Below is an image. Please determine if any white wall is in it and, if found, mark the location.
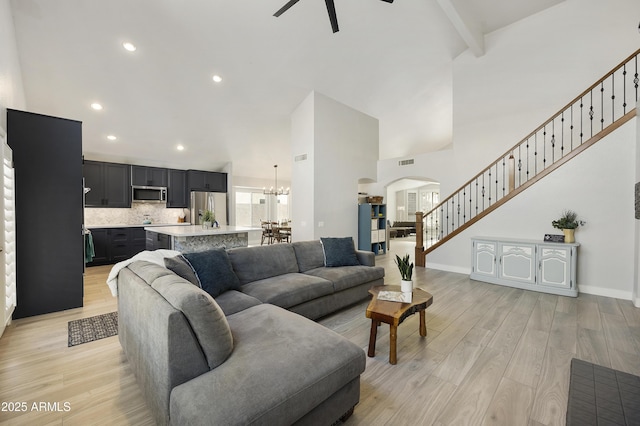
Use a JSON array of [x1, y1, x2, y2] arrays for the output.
[[292, 91, 378, 242], [429, 119, 636, 299], [0, 0, 26, 129], [371, 0, 640, 300]]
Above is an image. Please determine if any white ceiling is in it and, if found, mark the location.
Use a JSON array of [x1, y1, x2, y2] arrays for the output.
[[9, 0, 564, 180]]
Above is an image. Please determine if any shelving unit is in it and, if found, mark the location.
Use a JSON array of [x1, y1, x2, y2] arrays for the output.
[[358, 203, 387, 255]]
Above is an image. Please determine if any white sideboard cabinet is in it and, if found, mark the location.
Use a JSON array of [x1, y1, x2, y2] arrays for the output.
[[470, 237, 578, 297]]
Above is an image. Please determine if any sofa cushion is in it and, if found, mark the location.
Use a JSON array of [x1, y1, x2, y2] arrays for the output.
[[320, 237, 360, 267], [305, 265, 385, 292], [214, 290, 262, 316], [183, 248, 241, 297], [292, 240, 326, 272], [169, 304, 366, 426], [227, 244, 299, 285], [164, 255, 201, 288], [240, 273, 334, 309], [151, 274, 233, 370]]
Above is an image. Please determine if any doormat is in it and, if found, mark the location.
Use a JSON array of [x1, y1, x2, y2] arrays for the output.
[[68, 311, 118, 347], [567, 358, 640, 425]]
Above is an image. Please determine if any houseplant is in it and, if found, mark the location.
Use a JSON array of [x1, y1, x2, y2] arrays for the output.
[[551, 210, 585, 243], [202, 210, 214, 229], [395, 254, 414, 292]]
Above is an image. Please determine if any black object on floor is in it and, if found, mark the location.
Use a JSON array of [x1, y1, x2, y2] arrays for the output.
[[68, 312, 118, 347], [567, 358, 640, 425]]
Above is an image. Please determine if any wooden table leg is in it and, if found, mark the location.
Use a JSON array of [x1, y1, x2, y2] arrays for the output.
[[419, 310, 427, 337], [367, 319, 378, 357], [389, 325, 398, 365]]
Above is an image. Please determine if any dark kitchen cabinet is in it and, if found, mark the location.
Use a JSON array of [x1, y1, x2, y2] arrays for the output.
[[187, 170, 227, 192], [88, 229, 109, 264], [146, 230, 172, 250], [84, 160, 131, 207], [131, 165, 168, 187], [167, 169, 188, 208], [86, 227, 148, 266], [7, 109, 84, 318]]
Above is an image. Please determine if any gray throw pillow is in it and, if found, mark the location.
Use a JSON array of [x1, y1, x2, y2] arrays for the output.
[[164, 255, 202, 288], [320, 237, 360, 267], [183, 248, 241, 297]]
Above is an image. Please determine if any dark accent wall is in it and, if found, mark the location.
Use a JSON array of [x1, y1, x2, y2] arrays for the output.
[[7, 109, 83, 318]]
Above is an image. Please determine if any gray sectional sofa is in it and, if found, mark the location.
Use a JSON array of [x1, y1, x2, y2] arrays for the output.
[[117, 239, 385, 425]]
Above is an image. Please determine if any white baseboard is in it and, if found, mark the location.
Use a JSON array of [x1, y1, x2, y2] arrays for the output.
[[425, 262, 470, 275], [577, 285, 633, 301]]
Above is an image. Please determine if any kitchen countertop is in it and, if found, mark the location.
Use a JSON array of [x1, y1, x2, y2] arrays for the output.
[[144, 225, 261, 237], [86, 223, 192, 229]]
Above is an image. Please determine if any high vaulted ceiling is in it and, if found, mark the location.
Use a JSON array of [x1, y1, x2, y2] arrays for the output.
[[9, 0, 564, 180]]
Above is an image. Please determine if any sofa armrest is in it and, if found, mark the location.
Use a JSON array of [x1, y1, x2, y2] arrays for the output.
[[356, 250, 375, 266]]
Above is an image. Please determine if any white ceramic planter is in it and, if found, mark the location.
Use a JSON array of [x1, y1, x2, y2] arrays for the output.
[[401, 280, 413, 293]]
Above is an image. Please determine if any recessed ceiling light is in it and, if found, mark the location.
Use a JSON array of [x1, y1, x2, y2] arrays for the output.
[[107, 135, 117, 141], [176, 144, 185, 151], [212, 75, 223, 83], [123, 42, 137, 52], [90, 103, 103, 110]]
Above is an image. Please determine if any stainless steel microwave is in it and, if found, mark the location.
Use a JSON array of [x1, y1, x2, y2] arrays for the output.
[[132, 186, 167, 203]]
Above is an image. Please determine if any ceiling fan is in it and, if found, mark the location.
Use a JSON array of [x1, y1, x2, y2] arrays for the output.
[[274, 0, 394, 33]]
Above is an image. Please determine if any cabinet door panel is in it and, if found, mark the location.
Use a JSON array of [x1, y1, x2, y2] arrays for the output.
[[473, 241, 497, 278], [500, 244, 535, 283], [539, 246, 572, 288], [104, 163, 131, 207], [83, 161, 104, 206], [167, 169, 188, 208]]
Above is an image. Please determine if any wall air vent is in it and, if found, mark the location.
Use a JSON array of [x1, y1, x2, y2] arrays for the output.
[[398, 159, 414, 166], [295, 154, 307, 162]]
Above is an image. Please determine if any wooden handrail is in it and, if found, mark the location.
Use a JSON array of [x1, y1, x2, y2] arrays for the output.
[[416, 48, 640, 267]]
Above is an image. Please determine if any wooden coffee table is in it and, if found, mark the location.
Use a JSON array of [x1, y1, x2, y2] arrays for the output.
[[366, 285, 433, 365]]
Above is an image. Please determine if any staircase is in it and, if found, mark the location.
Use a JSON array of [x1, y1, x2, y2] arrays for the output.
[[415, 48, 640, 267]]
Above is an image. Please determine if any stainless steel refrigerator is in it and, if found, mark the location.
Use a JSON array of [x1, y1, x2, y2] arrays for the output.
[[190, 191, 227, 225]]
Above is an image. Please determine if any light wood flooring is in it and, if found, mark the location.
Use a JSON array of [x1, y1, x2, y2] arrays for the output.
[[1, 239, 639, 425]]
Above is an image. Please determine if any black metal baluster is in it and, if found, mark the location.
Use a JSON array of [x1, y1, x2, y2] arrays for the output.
[[518, 145, 522, 186], [600, 82, 605, 130], [456, 194, 460, 229], [589, 91, 594, 138], [488, 167, 492, 205], [525, 139, 530, 182], [534, 133, 538, 175], [450, 198, 454, 232], [544, 124, 548, 166], [560, 112, 564, 157], [463, 185, 467, 224], [580, 97, 584, 144], [475, 178, 478, 217], [635, 56, 639, 102], [611, 72, 615, 124], [481, 173, 485, 211], [570, 104, 574, 151], [623, 64, 627, 114], [502, 156, 506, 196]]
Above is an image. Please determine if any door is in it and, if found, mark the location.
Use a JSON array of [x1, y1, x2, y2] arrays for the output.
[[499, 243, 536, 284], [538, 245, 573, 289], [471, 240, 497, 279]]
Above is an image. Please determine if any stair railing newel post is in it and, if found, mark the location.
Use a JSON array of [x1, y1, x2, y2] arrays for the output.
[[415, 211, 425, 268]]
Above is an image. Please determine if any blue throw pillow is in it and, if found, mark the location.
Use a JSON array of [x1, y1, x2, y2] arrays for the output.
[[183, 248, 241, 297], [320, 237, 360, 267]]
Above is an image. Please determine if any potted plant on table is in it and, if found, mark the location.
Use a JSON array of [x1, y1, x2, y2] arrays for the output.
[[395, 254, 414, 293], [551, 210, 585, 243], [202, 209, 214, 229]]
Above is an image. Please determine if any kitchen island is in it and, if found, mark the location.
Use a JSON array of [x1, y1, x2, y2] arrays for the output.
[[144, 225, 261, 253]]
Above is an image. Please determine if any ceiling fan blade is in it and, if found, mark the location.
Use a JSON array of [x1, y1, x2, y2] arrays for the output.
[[380, 0, 394, 2], [325, 0, 339, 33], [274, 0, 301, 17]]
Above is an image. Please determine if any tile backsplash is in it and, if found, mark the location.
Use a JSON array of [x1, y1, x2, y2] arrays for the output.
[[85, 203, 190, 226]]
